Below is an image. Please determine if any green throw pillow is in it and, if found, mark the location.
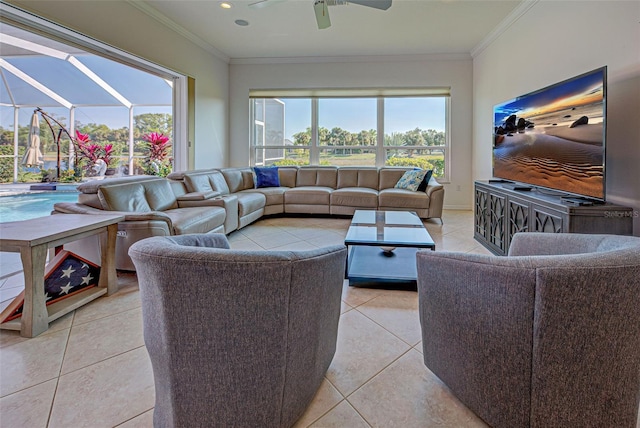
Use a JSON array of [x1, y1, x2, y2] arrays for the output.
[[394, 169, 428, 191]]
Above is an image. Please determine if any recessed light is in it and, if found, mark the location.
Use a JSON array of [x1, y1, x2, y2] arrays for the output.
[[219, 2, 232, 9], [235, 19, 249, 26]]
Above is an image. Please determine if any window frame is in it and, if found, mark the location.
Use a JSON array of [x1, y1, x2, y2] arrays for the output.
[[249, 91, 451, 182]]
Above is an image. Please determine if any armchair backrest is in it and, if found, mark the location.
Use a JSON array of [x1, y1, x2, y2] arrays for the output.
[[129, 234, 347, 428], [416, 232, 640, 428]]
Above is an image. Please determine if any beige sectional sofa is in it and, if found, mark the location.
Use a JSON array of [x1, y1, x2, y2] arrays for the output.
[[54, 166, 444, 270], [169, 166, 444, 230]]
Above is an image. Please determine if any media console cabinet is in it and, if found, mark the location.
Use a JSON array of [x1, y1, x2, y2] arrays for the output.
[[474, 181, 633, 256]]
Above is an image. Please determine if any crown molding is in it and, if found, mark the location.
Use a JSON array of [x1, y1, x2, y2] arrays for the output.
[[471, 0, 539, 58], [126, 0, 230, 63], [230, 52, 471, 66]]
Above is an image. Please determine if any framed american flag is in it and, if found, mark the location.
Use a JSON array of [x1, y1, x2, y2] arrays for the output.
[[0, 250, 101, 323]]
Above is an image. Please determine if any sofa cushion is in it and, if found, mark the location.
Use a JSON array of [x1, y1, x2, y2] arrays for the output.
[[394, 169, 428, 191], [99, 182, 152, 212], [330, 187, 378, 208], [209, 171, 231, 195], [337, 168, 379, 190], [285, 187, 333, 206], [278, 167, 298, 188], [163, 206, 226, 235], [143, 179, 178, 211], [254, 166, 280, 188], [236, 192, 267, 217], [296, 167, 337, 188], [379, 168, 412, 190], [184, 173, 215, 193], [222, 168, 255, 193], [244, 187, 286, 206], [379, 188, 430, 209]]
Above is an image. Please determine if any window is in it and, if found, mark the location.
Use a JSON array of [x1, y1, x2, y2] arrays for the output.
[[250, 89, 450, 180]]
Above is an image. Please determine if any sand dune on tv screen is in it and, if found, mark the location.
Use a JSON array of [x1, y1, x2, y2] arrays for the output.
[[494, 132, 604, 199]]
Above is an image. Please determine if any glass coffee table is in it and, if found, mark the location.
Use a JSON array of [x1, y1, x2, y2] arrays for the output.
[[344, 210, 436, 286]]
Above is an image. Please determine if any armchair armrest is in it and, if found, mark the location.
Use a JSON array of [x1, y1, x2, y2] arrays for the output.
[[508, 232, 607, 256]]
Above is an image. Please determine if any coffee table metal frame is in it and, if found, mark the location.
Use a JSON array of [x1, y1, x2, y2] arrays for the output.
[[344, 210, 435, 284]]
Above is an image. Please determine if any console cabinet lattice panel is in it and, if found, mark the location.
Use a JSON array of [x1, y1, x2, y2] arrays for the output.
[[473, 181, 633, 256], [474, 188, 488, 240], [508, 198, 530, 247], [534, 208, 563, 234], [488, 193, 506, 253]]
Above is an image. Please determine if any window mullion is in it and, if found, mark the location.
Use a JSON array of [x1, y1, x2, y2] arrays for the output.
[[376, 97, 384, 168], [310, 98, 319, 164]]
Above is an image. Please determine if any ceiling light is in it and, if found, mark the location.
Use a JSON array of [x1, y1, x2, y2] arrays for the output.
[[219, 2, 232, 9], [235, 19, 249, 26]]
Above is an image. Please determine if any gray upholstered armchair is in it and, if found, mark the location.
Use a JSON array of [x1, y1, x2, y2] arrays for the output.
[[129, 234, 347, 428], [416, 232, 640, 428]]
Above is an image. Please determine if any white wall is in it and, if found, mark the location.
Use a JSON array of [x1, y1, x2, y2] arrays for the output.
[[473, 1, 640, 234], [7, 0, 230, 169], [230, 57, 473, 209]]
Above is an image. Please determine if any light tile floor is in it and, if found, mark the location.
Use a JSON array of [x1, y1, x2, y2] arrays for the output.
[[0, 210, 622, 427]]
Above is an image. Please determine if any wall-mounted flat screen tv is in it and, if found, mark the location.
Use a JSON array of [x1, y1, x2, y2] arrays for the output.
[[492, 66, 606, 200]]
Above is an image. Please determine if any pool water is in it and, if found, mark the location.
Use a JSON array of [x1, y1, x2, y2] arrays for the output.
[[0, 192, 80, 223]]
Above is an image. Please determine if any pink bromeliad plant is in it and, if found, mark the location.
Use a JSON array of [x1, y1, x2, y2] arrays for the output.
[[75, 130, 114, 170], [141, 132, 172, 176]]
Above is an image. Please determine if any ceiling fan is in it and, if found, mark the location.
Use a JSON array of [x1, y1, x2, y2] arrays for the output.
[[248, 0, 392, 30]]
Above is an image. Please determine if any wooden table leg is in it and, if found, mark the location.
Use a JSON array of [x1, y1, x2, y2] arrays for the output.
[[20, 244, 49, 338], [98, 223, 119, 295]]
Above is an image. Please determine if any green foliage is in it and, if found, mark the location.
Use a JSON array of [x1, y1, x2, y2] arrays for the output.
[[0, 145, 18, 183], [272, 159, 308, 166], [386, 156, 434, 170]]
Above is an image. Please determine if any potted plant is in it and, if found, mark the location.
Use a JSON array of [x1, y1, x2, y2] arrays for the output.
[[140, 132, 172, 177]]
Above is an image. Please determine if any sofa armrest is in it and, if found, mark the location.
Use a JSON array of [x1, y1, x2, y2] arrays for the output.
[[424, 178, 444, 197], [54, 202, 173, 227], [177, 191, 221, 202]]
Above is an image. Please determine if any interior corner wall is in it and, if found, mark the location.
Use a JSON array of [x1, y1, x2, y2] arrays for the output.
[[472, 0, 640, 235], [230, 58, 473, 210], [5, 0, 230, 169]]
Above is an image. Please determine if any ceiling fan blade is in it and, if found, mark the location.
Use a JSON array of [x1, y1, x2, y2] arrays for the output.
[[314, 0, 331, 29], [348, 0, 392, 10]]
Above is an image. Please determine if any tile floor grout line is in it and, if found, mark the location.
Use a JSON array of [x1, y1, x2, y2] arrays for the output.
[[56, 343, 147, 378], [353, 303, 421, 348], [46, 316, 74, 428], [113, 406, 154, 427]]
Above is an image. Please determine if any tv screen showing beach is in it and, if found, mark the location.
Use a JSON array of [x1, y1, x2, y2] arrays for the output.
[[492, 67, 606, 200]]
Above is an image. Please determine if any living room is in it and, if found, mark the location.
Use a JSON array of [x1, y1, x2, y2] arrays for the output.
[[1, 0, 639, 426]]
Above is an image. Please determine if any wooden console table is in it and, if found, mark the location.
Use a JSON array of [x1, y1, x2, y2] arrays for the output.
[[0, 214, 124, 337]]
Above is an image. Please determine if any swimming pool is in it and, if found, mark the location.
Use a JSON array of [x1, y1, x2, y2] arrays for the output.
[[0, 191, 80, 223]]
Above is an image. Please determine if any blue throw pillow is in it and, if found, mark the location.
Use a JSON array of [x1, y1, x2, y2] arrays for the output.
[[253, 166, 280, 188]]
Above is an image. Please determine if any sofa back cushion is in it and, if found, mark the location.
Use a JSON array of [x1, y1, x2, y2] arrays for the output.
[[99, 182, 152, 212], [143, 179, 179, 211], [296, 167, 338, 188], [379, 167, 412, 190], [185, 171, 231, 195], [278, 166, 298, 188], [337, 168, 379, 190], [222, 168, 255, 193]]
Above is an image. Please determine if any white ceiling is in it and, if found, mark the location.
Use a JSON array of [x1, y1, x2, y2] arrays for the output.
[[140, 0, 524, 61]]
